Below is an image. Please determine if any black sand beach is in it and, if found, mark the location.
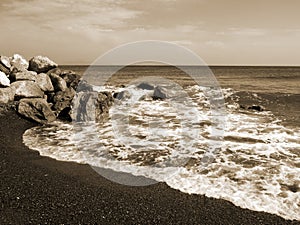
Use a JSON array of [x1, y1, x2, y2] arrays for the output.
[[0, 108, 299, 224]]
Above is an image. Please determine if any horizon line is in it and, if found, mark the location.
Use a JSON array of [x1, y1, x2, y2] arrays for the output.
[[60, 64, 300, 67]]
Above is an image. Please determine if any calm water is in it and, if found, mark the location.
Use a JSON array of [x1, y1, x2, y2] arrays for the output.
[[23, 66, 300, 220]]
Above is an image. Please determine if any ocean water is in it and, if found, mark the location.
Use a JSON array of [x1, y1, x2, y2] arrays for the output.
[[23, 66, 300, 220]]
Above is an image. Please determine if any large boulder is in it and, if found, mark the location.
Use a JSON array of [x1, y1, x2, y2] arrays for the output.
[[35, 73, 54, 92], [11, 81, 44, 99], [71, 92, 97, 122], [60, 70, 81, 89], [10, 71, 37, 82], [0, 71, 10, 87], [29, 56, 57, 73], [48, 73, 67, 92], [0, 87, 15, 104], [10, 54, 29, 72], [71, 91, 113, 122], [18, 98, 56, 123], [52, 87, 75, 115]]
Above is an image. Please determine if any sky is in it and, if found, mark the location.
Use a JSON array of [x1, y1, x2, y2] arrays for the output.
[[1, 0, 300, 65]]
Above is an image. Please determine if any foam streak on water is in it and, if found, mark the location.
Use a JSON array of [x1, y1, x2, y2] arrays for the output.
[[23, 85, 300, 221]]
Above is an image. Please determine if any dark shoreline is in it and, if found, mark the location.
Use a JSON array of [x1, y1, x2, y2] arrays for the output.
[[0, 109, 299, 224]]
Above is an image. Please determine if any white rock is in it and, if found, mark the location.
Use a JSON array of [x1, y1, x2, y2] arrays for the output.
[[35, 73, 54, 92], [10, 80, 44, 98], [0, 56, 11, 69], [10, 54, 29, 71], [0, 71, 10, 86], [29, 56, 58, 73], [11, 71, 37, 81]]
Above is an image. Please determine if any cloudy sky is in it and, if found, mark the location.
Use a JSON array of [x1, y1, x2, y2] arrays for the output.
[[1, 0, 300, 65]]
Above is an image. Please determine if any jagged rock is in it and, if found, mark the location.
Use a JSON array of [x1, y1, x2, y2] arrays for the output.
[[0, 71, 10, 87], [35, 73, 54, 92], [113, 90, 131, 100], [10, 71, 37, 82], [52, 87, 76, 115], [76, 80, 93, 92], [153, 86, 169, 100], [0, 87, 15, 104], [71, 91, 113, 122], [137, 82, 154, 90], [11, 81, 44, 99], [18, 98, 56, 123], [29, 56, 57, 73], [60, 70, 81, 89], [10, 54, 29, 72], [48, 73, 67, 92]]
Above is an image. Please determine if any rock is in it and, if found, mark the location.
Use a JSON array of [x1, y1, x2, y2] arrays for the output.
[[10, 54, 29, 72], [10, 71, 37, 82], [71, 91, 113, 122], [113, 90, 131, 100], [11, 81, 44, 99], [0, 56, 10, 75], [0, 56, 11, 69], [0, 87, 15, 104], [137, 82, 154, 90], [48, 73, 67, 92], [35, 73, 54, 92], [139, 94, 153, 101], [52, 87, 76, 115], [247, 105, 264, 112], [0, 63, 10, 75], [18, 98, 56, 123], [94, 91, 114, 122], [71, 92, 97, 122], [29, 56, 58, 73], [76, 80, 93, 92], [0, 71, 10, 87], [47, 68, 61, 76], [153, 86, 169, 100], [60, 70, 81, 89]]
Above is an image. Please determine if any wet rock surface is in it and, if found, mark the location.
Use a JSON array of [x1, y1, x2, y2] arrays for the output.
[[71, 91, 113, 122]]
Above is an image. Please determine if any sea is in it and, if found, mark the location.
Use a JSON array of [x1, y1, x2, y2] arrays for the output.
[[23, 66, 300, 221]]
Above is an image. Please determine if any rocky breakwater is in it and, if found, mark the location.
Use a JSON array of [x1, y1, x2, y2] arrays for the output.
[[0, 54, 113, 124]]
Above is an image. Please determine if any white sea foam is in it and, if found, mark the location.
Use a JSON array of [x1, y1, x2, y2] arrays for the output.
[[23, 85, 300, 221]]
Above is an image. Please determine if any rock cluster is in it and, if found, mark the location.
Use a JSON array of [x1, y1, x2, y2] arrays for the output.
[[0, 54, 113, 123]]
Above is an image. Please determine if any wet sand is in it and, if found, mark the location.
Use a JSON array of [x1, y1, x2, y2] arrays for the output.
[[0, 107, 299, 224]]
